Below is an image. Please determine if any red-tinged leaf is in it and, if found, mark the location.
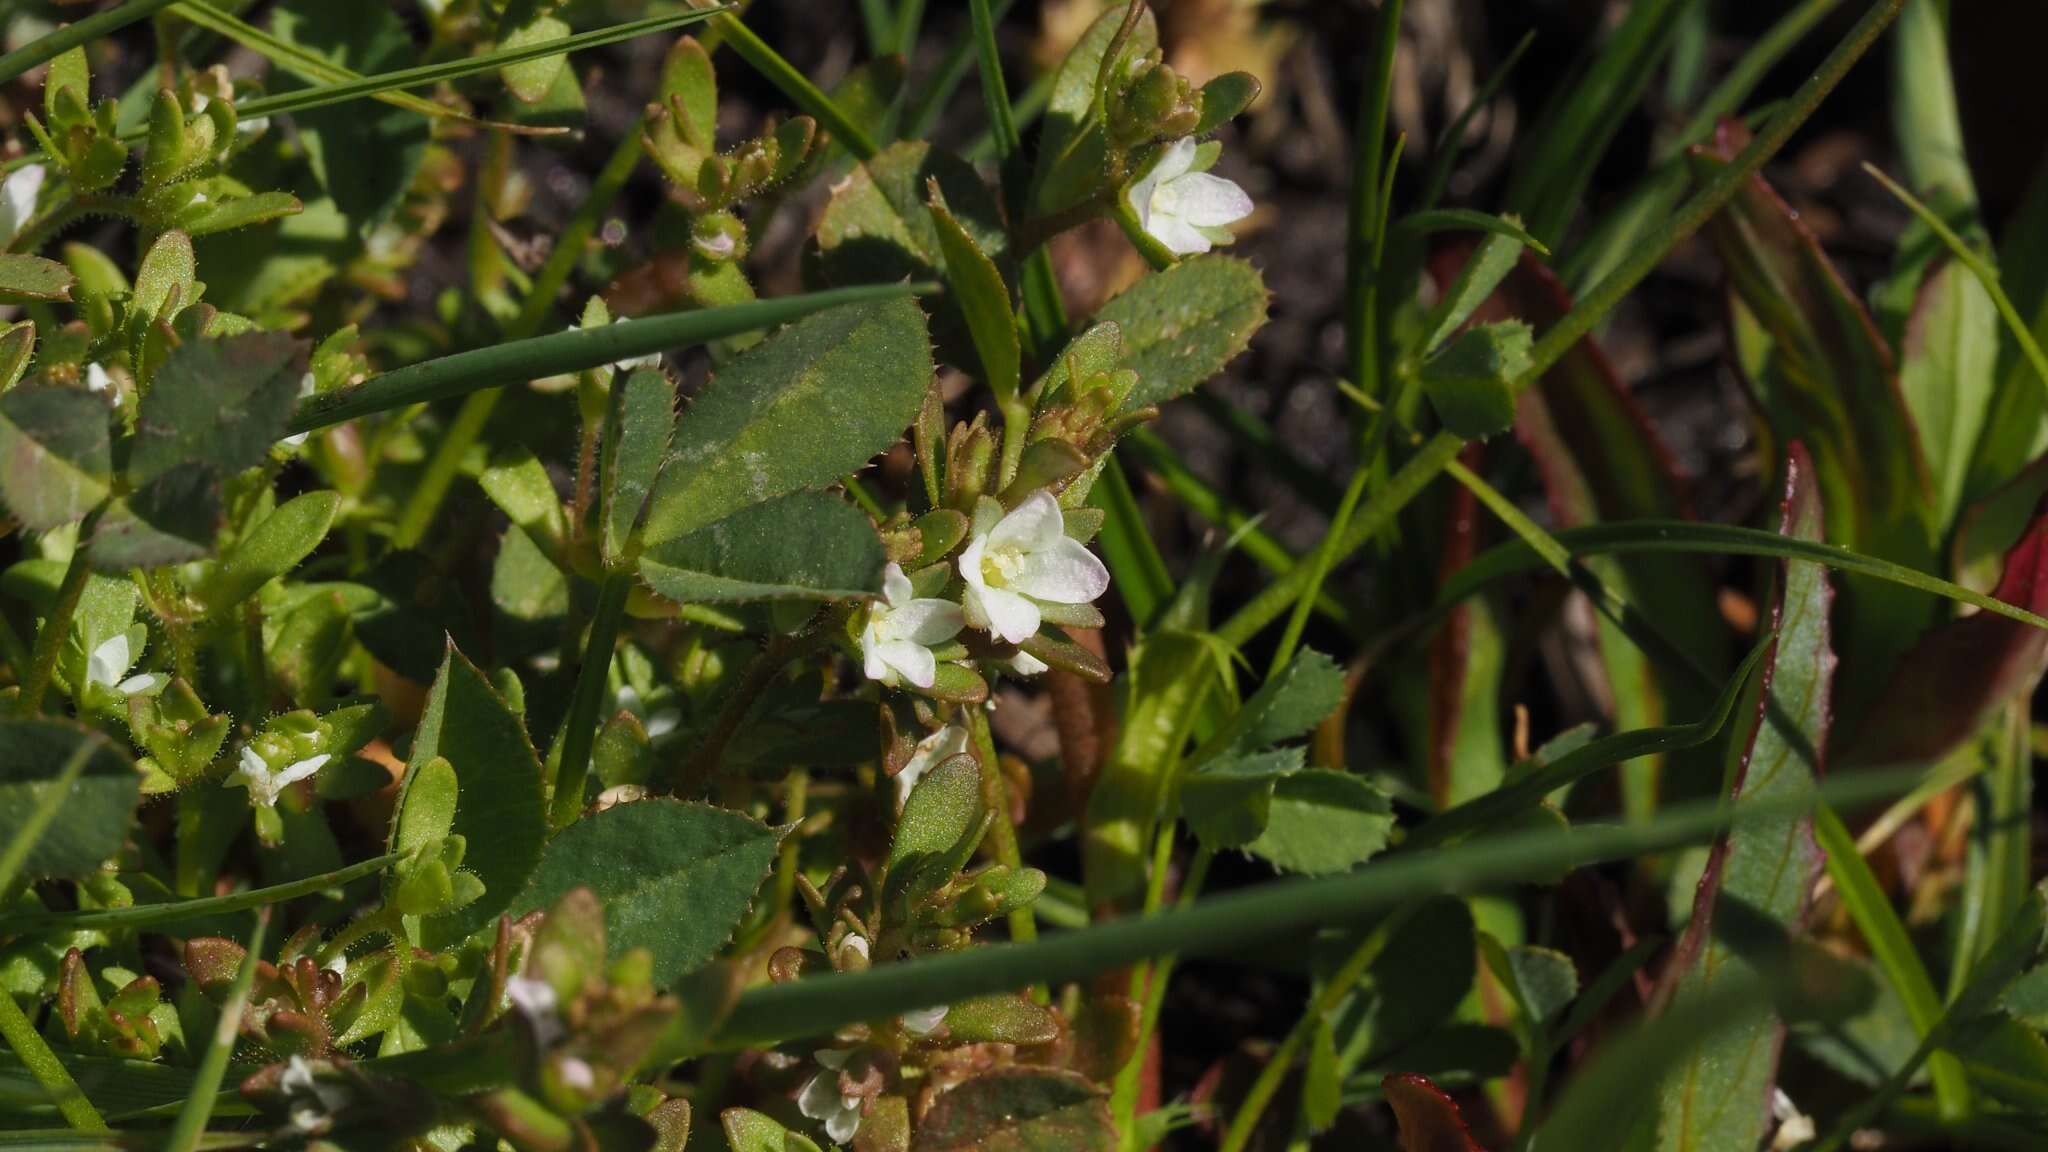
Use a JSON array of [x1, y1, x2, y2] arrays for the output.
[[1432, 245, 1727, 817], [1953, 451, 2048, 596], [1383, 1073, 1488, 1152], [1845, 501, 2048, 766], [1425, 444, 1506, 807], [916, 1068, 1115, 1152], [1655, 443, 1833, 1152]]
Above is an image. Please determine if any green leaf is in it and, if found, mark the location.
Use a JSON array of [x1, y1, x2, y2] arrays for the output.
[[293, 283, 926, 434], [929, 186, 1019, 402], [0, 386, 110, 529], [512, 799, 780, 984], [888, 753, 986, 877], [0, 852, 397, 935], [497, 0, 570, 103], [1031, 4, 1157, 216], [271, 1, 430, 229], [1493, 942, 1579, 1027], [203, 490, 339, 610], [1343, 898, 1477, 1063], [1227, 648, 1345, 755], [601, 366, 676, 564], [0, 254, 74, 304], [1192, 72, 1261, 137], [813, 141, 1006, 368], [639, 297, 933, 545], [129, 230, 195, 337], [637, 491, 884, 604], [945, 993, 1062, 1045], [916, 1068, 1115, 1152], [1896, 258, 1999, 531], [722, 1108, 823, 1152], [89, 462, 222, 570], [1245, 769, 1393, 876], [1395, 208, 1551, 257], [1419, 231, 1524, 354], [0, 720, 137, 880], [1181, 747, 1300, 850], [175, 190, 305, 238], [1657, 446, 1832, 1152], [129, 330, 305, 486], [393, 644, 546, 949], [0, 319, 34, 389], [1093, 255, 1267, 410], [1421, 320, 1532, 439], [1304, 1014, 1341, 1132]]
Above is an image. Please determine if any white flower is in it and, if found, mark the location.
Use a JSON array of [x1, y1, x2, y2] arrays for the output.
[[895, 725, 968, 809], [1125, 137, 1252, 257], [798, 1049, 863, 1145], [281, 373, 316, 448], [958, 492, 1109, 645], [506, 975, 564, 1048], [83, 363, 114, 398], [1770, 1089, 1816, 1151], [861, 563, 964, 689], [232, 745, 330, 808], [611, 318, 663, 372], [280, 1055, 350, 1132], [0, 164, 45, 246], [900, 1005, 948, 1037], [85, 634, 163, 697], [1007, 650, 1050, 677]]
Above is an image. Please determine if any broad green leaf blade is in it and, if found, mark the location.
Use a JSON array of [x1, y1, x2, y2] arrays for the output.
[[929, 187, 1019, 402], [129, 331, 306, 486], [1244, 769, 1393, 876], [1897, 258, 1997, 532], [88, 463, 223, 571], [916, 1068, 1115, 1152], [601, 367, 676, 565], [1343, 898, 1477, 1064], [0, 387, 111, 529], [1094, 255, 1268, 410], [497, 0, 570, 103], [1180, 747, 1301, 849], [0, 254, 75, 304], [639, 296, 933, 545], [270, 0, 427, 229], [512, 799, 780, 984], [290, 282, 927, 434], [636, 491, 883, 604], [0, 720, 137, 880], [203, 490, 339, 610], [1420, 321, 1531, 439], [1657, 445, 1832, 1152], [392, 644, 546, 949]]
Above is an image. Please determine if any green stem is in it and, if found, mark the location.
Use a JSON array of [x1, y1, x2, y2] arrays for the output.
[[712, 12, 877, 161], [0, 984, 105, 1131], [967, 709, 1038, 956], [0, 0, 178, 83], [1218, 908, 1408, 1152], [164, 909, 269, 1152], [548, 569, 633, 829], [1345, 0, 1404, 401], [17, 505, 105, 716], [1111, 841, 1212, 1144]]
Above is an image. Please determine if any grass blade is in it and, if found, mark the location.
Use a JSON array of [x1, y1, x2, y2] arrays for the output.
[[710, 12, 877, 161], [0, 852, 397, 935], [289, 282, 931, 434], [163, 909, 269, 1152], [705, 768, 1918, 1049], [0, 0, 178, 86]]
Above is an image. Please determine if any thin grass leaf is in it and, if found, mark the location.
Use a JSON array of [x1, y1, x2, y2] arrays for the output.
[[288, 282, 930, 433], [0, 851, 398, 934], [162, 909, 268, 1152], [0, 0, 178, 87], [1393, 208, 1551, 255], [704, 768, 1919, 1050], [710, 12, 877, 161]]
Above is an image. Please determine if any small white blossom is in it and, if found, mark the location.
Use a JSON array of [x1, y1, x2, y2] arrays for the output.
[[798, 1049, 863, 1145], [506, 975, 564, 1048], [86, 634, 162, 697], [1770, 1089, 1816, 1151], [556, 1055, 596, 1092], [900, 1005, 948, 1037], [1125, 137, 1252, 256], [83, 363, 115, 398], [861, 563, 964, 689], [238, 115, 271, 136], [281, 373, 316, 448], [280, 1055, 350, 1132], [0, 164, 45, 246], [895, 725, 968, 809], [959, 492, 1109, 645], [232, 745, 330, 808], [1007, 649, 1050, 677]]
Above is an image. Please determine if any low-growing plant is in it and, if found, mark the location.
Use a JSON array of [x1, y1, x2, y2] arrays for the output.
[[0, 1, 2045, 1150]]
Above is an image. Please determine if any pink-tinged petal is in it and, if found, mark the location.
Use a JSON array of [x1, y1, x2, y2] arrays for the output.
[[990, 491, 1065, 552], [1009, 537, 1109, 604], [882, 562, 913, 607], [879, 639, 937, 688], [980, 585, 1041, 644], [891, 598, 965, 645], [1174, 172, 1253, 227]]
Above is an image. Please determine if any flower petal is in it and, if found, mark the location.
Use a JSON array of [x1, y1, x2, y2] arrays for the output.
[[878, 638, 937, 689], [1008, 650, 1050, 676], [0, 164, 44, 243], [881, 562, 913, 608], [87, 633, 130, 690], [1149, 136, 1198, 185], [1173, 172, 1254, 227], [275, 753, 331, 790], [978, 585, 1041, 645], [826, 1104, 862, 1144], [1008, 537, 1109, 604], [798, 1070, 841, 1121], [989, 491, 1065, 552], [861, 621, 893, 683], [890, 598, 965, 646], [1147, 212, 1214, 256], [958, 535, 991, 597]]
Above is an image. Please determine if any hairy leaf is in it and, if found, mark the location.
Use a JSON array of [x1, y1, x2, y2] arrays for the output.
[[1094, 255, 1267, 410], [638, 491, 883, 605], [129, 330, 305, 486], [513, 799, 781, 984], [1031, 4, 1157, 216], [0, 720, 137, 879], [0, 253, 75, 304], [0, 386, 110, 529], [1245, 769, 1393, 876], [916, 1068, 1115, 1152]]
